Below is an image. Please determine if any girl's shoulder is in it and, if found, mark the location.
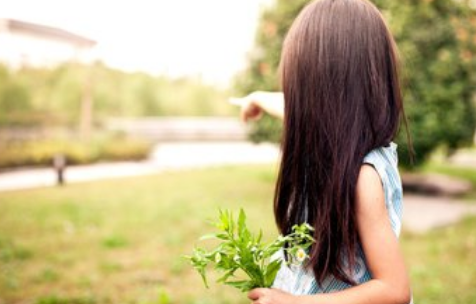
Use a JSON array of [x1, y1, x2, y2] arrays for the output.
[[362, 142, 400, 189], [363, 142, 399, 174], [362, 142, 403, 236]]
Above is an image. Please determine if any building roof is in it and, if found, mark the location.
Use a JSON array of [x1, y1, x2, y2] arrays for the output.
[[1, 18, 96, 48]]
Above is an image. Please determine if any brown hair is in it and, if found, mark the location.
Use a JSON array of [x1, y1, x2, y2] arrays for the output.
[[275, 0, 407, 285]]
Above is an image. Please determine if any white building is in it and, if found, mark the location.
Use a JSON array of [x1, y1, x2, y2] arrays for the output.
[[0, 18, 96, 68]]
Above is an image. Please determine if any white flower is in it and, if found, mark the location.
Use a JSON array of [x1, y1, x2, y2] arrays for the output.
[[233, 255, 241, 262], [215, 252, 221, 264], [295, 248, 307, 263], [251, 246, 258, 252]]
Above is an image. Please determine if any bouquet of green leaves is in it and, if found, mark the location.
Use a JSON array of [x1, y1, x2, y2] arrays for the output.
[[185, 209, 315, 292]]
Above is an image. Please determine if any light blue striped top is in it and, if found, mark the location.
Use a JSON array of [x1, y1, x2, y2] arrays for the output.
[[272, 143, 406, 295]]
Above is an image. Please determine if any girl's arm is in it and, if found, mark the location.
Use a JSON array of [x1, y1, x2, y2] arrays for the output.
[[234, 91, 284, 121], [248, 165, 411, 304]]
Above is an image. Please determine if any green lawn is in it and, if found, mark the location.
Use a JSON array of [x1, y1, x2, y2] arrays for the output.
[[0, 165, 475, 304]]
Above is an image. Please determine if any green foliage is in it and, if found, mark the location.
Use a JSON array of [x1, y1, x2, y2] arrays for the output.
[[378, 0, 476, 166], [235, 0, 310, 94], [186, 209, 314, 292], [0, 66, 33, 125], [0, 62, 234, 127], [0, 135, 151, 169], [248, 114, 283, 144], [234, 0, 310, 143], [91, 63, 233, 118], [235, 0, 476, 166]]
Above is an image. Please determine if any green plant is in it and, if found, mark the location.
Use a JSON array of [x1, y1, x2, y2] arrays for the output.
[[185, 209, 314, 292], [0, 62, 234, 128]]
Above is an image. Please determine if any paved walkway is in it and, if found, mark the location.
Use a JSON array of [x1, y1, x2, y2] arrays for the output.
[[403, 195, 476, 233], [0, 141, 281, 192], [0, 141, 475, 233], [448, 149, 476, 168]]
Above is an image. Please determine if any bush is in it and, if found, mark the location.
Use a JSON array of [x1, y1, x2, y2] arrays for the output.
[[0, 136, 152, 169], [248, 114, 283, 144]]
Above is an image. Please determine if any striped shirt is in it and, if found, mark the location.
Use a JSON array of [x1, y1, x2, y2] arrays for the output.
[[272, 143, 407, 296]]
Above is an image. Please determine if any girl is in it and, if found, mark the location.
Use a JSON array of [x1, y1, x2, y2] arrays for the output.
[[238, 0, 413, 303]]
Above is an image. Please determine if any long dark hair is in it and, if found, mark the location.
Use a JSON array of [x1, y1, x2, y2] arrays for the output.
[[275, 0, 407, 285]]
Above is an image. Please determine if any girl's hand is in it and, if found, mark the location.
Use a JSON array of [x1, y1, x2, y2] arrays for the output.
[[248, 288, 298, 304], [230, 91, 285, 122], [232, 92, 264, 122]]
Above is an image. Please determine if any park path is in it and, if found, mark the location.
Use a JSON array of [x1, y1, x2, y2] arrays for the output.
[[403, 195, 476, 233], [448, 149, 476, 168], [0, 141, 281, 191], [0, 141, 475, 233]]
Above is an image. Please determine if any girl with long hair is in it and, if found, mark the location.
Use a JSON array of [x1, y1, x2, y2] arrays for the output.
[[238, 0, 412, 303]]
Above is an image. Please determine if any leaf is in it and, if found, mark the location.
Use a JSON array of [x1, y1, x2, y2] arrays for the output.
[[264, 259, 283, 287], [304, 222, 315, 231], [217, 209, 228, 231], [256, 229, 263, 244], [237, 208, 251, 243], [199, 233, 218, 241], [263, 245, 281, 259], [238, 208, 246, 233], [198, 266, 209, 288], [224, 280, 254, 292], [214, 233, 229, 240], [216, 267, 238, 283]]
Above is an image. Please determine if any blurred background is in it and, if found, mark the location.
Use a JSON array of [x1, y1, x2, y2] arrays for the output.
[[0, 0, 475, 303]]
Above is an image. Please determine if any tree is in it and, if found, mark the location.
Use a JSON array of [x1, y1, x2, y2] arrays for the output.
[[235, 0, 476, 167], [0, 65, 32, 125], [0, 62, 233, 128], [234, 0, 310, 143]]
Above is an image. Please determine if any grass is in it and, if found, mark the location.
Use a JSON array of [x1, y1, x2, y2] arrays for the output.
[[402, 217, 476, 304], [0, 164, 475, 304]]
